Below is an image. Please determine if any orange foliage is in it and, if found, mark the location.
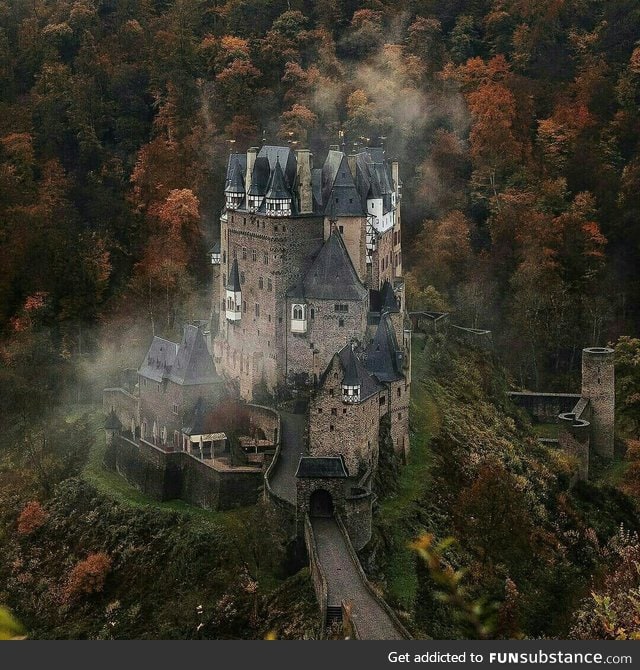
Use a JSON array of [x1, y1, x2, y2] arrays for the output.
[[17, 501, 48, 535], [64, 552, 112, 602]]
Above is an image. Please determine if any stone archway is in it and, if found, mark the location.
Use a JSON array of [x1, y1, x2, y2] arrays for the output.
[[309, 489, 334, 518]]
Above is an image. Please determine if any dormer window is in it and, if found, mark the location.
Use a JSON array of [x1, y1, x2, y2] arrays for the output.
[[225, 193, 243, 210], [291, 303, 307, 334], [266, 198, 291, 217], [342, 384, 361, 404]]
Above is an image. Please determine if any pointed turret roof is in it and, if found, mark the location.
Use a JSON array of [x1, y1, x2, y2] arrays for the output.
[[335, 343, 384, 400], [227, 258, 241, 292], [325, 154, 365, 216], [380, 280, 400, 313], [225, 154, 246, 193], [364, 314, 403, 382], [266, 158, 291, 200], [295, 229, 367, 301], [340, 344, 361, 386]]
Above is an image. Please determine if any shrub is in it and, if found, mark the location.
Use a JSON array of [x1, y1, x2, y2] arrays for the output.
[[64, 552, 112, 602], [17, 501, 47, 535]]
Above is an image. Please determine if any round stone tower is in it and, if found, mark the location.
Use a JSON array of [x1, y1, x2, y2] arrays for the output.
[[581, 347, 615, 459]]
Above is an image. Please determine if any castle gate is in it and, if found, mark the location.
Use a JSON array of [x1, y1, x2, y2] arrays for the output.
[[309, 489, 334, 518]]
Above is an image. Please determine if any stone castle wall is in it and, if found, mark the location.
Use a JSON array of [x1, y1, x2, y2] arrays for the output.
[[308, 356, 381, 478], [216, 211, 324, 398], [285, 296, 368, 383], [138, 378, 224, 445], [106, 434, 263, 510]]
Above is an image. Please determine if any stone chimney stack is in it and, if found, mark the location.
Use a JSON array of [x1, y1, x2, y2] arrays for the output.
[[392, 160, 400, 199], [296, 149, 313, 214], [245, 146, 258, 193]]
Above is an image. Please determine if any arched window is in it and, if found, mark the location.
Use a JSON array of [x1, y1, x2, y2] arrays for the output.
[[259, 277, 264, 289], [293, 304, 303, 320]]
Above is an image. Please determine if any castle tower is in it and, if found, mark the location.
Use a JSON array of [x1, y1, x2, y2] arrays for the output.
[[581, 347, 615, 459]]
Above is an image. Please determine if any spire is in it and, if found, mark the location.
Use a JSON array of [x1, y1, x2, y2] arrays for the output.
[[380, 280, 400, 313], [266, 158, 291, 200], [341, 345, 360, 386], [225, 156, 245, 194]]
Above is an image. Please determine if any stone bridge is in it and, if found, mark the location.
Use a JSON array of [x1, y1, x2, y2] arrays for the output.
[[265, 409, 409, 640]]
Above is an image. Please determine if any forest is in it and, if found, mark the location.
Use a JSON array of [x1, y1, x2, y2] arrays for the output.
[[1, 0, 640, 640]]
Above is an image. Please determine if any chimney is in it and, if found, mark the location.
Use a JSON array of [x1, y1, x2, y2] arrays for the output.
[[296, 149, 313, 214], [245, 146, 258, 193], [392, 160, 400, 199]]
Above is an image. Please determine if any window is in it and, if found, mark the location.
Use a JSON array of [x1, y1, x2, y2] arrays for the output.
[[329, 389, 334, 397], [338, 318, 344, 327], [173, 403, 178, 415], [240, 271, 245, 284], [242, 247, 247, 260], [252, 249, 257, 262], [343, 408, 347, 414], [331, 408, 337, 416], [267, 278, 272, 291], [259, 277, 263, 289], [292, 304, 304, 320], [310, 308, 315, 319], [380, 396, 386, 405], [398, 412, 402, 420], [339, 225, 344, 233], [318, 408, 322, 414], [255, 303, 260, 317], [223, 274, 226, 286], [233, 248, 237, 259], [263, 252, 268, 264], [243, 300, 247, 313], [397, 387, 401, 397], [223, 251, 226, 264], [334, 304, 348, 313], [274, 225, 278, 232], [330, 425, 335, 431]]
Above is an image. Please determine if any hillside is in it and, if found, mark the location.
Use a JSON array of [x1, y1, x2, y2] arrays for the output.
[[367, 333, 640, 639]]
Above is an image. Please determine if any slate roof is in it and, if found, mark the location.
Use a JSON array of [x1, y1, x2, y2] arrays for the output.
[[248, 155, 270, 196], [227, 258, 241, 292], [380, 280, 400, 313], [167, 324, 220, 386], [291, 228, 367, 301], [225, 155, 245, 194], [138, 337, 178, 382], [324, 154, 365, 217], [296, 455, 349, 478], [364, 314, 403, 382], [337, 344, 384, 401], [265, 159, 291, 200]]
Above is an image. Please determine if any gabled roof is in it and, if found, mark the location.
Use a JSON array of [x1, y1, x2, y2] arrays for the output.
[[380, 280, 400, 313], [209, 241, 221, 254], [167, 324, 220, 386], [265, 159, 291, 200], [296, 455, 349, 478], [227, 258, 241, 292], [138, 336, 179, 382], [364, 314, 403, 382], [293, 229, 367, 301], [336, 343, 384, 400]]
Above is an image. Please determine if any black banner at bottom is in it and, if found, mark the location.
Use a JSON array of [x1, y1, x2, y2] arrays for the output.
[[0, 640, 637, 670]]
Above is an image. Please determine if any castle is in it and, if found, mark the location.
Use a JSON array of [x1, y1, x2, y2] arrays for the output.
[[103, 143, 411, 549]]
